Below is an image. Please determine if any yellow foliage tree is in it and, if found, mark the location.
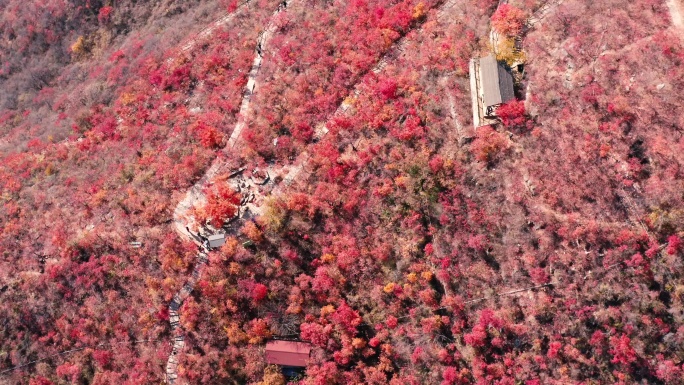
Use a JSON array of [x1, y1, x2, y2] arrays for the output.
[[383, 282, 396, 293], [258, 365, 285, 385], [224, 322, 248, 345], [70, 35, 92, 60], [494, 37, 526, 67], [412, 2, 426, 20], [262, 196, 287, 232], [71, 36, 86, 54]]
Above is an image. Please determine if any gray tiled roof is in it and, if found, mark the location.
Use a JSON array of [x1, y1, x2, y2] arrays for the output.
[[479, 55, 515, 108]]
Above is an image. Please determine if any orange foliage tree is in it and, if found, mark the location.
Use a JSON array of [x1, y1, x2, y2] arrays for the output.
[[203, 181, 241, 227]]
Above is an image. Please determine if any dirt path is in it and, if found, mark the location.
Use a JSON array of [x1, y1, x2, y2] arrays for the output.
[[177, 0, 464, 219], [165, 0, 467, 382], [447, 85, 465, 142], [165, 3, 287, 383], [165, 248, 208, 384], [166, 0, 254, 66], [667, 0, 684, 29], [526, 0, 564, 28], [172, 2, 282, 238]]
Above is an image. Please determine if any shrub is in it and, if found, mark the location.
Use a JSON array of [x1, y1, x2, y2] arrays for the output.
[[491, 4, 526, 36]]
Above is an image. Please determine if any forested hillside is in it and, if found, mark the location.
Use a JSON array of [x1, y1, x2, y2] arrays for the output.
[[1, 0, 683, 384]]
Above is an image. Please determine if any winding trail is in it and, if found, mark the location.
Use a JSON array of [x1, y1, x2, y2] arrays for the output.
[[165, 2, 288, 383], [172, 2, 286, 238], [166, 0, 254, 66], [526, 0, 564, 28], [165, 0, 465, 382]]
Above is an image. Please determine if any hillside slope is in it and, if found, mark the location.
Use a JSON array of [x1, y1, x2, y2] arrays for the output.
[[1, 0, 684, 384]]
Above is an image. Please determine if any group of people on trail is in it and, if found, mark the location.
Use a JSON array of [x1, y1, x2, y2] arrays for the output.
[[255, 1, 287, 56], [186, 226, 210, 249]]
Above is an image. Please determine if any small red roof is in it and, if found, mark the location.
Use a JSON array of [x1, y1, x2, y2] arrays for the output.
[[265, 340, 311, 367]]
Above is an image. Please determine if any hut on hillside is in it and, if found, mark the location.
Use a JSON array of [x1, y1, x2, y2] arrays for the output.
[[469, 54, 515, 127]]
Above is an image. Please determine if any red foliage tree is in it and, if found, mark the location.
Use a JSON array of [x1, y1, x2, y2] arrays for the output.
[[496, 99, 527, 129], [609, 334, 638, 366], [98, 6, 113, 24], [470, 125, 509, 164], [331, 301, 362, 335], [490, 4, 526, 36], [203, 181, 241, 227]]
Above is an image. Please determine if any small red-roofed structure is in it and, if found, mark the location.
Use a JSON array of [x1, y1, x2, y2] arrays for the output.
[[264, 340, 311, 367]]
